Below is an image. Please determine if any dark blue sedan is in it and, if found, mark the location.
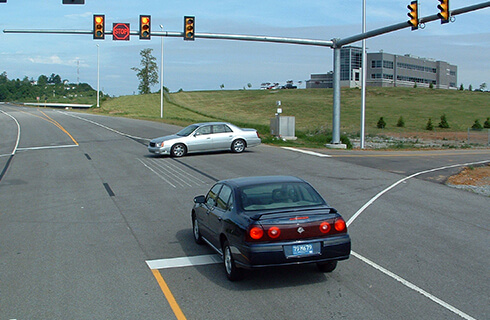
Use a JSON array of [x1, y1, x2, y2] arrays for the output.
[[191, 176, 351, 281]]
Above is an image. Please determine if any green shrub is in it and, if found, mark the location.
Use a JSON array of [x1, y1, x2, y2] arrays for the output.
[[396, 116, 405, 127], [377, 117, 386, 129], [438, 114, 450, 128], [426, 118, 433, 131], [484, 117, 490, 129], [471, 119, 483, 130]]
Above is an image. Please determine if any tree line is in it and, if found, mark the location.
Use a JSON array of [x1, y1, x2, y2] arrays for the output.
[[0, 71, 97, 102]]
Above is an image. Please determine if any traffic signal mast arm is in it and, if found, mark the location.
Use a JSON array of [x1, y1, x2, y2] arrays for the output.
[[3, 1, 489, 46], [337, 1, 490, 47]]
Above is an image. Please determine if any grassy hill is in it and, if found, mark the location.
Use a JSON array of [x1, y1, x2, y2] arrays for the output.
[[92, 87, 489, 147]]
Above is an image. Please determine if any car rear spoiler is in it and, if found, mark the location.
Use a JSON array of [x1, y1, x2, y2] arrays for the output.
[[250, 207, 337, 221]]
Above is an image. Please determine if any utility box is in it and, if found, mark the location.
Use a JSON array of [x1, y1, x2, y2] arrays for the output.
[[270, 116, 296, 140]]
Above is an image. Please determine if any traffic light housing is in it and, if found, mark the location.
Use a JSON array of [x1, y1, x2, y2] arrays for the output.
[[93, 14, 105, 39], [407, 1, 419, 30], [62, 0, 84, 4], [437, 0, 450, 24], [184, 16, 195, 41], [140, 15, 151, 40]]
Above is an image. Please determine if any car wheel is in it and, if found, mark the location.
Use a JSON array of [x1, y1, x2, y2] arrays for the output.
[[171, 143, 186, 157], [231, 139, 245, 153], [223, 240, 244, 281], [317, 261, 337, 273], [192, 215, 204, 245]]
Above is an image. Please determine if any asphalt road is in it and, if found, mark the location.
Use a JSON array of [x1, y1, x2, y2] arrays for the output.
[[1, 104, 489, 320]]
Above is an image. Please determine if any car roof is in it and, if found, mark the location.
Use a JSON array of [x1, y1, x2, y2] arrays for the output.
[[193, 122, 234, 126], [220, 176, 306, 188]]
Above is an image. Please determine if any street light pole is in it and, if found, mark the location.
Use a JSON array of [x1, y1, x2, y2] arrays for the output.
[[360, 0, 367, 149], [96, 44, 100, 108], [160, 24, 164, 118]]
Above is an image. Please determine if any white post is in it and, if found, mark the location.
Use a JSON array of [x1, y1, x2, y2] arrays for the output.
[[160, 25, 164, 118], [360, 0, 367, 148], [96, 44, 100, 108]]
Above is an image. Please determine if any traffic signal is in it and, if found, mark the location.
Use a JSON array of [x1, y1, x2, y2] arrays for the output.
[[62, 0, 84, 4], [407, 1, 419, 30], [140, 15, 151, 40], [93, 14, 105, 40], [437, 0, 450, 24], [184, 16, 195, 41]]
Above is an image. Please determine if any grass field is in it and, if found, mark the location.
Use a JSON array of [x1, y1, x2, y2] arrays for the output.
[[90, 87, 489, 147]]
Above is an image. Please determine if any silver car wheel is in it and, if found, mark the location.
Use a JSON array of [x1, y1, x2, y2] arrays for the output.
[[224, 246, 232, 273], [223, 241, 243, 281], [171, 143, 186, 157], [231, 139, 245, 153], [193, 217, 203, 244]]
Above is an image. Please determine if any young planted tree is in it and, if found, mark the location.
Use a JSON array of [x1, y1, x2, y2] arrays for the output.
[[131, 48, 159, 94]]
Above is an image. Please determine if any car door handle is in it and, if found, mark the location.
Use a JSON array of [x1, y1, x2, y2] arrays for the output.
[[218, 217, 223, 221]]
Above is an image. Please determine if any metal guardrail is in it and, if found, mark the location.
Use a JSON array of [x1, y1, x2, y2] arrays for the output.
[[23, 102, 92, 108]]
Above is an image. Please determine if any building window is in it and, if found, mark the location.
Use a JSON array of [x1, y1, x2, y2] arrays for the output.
[[383, 61, 394, 69], [372, 60, 382, 68]]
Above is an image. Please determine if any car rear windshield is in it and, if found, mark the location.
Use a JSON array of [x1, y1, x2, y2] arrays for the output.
[[239, 182, 326, 211], [176, 124, 199, 136]]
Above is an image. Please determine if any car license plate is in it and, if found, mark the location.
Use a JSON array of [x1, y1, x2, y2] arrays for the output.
[[292, 243, 314, 256]]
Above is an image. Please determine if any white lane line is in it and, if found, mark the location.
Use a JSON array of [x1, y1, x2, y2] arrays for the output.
[[351, 251, 476, 320], [346, 159, 490, 227], [281, 147, 331, 157], [146, 254, 221, 270], [58, 111, 150, 142], [16, 144, 79, 151], [138, 158, 177, 188], [146, 250, 478, 319], [0, 110, 21, 155]]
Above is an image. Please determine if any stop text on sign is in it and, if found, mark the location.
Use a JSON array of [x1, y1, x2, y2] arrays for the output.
[[113, 23, 130, 41]]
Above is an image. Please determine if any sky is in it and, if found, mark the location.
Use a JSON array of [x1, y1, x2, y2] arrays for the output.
[[0, 0, 489, 96]]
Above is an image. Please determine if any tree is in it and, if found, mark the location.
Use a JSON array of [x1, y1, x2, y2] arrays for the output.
[[438, 114, 450, 128], [426, 118, 433, 131], [131, 48, 159, 94], [48, 73, 61, 84], [377, 117, 386, 129], [396, 116, 405, 127], [459, 83, 464, 91], [471, 119, 483, 130], [479, 83, 487, 91], [38, 75, 48, 85], [484, 117, 490, 129]]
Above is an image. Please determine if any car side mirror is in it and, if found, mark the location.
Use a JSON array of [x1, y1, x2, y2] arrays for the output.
[[194, 195, 205, 204]]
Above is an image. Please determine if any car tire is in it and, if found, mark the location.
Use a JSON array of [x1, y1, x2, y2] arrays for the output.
[[317, 261, 337, 273], [223, 240, 244, 281], [192, 215, 204, 245], [171, 143, 186, 157], [231, 139, 246, 153]]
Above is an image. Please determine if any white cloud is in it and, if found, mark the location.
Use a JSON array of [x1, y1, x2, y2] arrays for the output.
[[27, 55, 88, 67]]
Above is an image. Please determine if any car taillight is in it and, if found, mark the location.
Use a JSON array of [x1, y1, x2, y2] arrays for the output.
[[319, 222, 331, 233], [249, 226, 264, 240], [268, 226, 281, 239], [256, 132, 260, 138], [334, 218, 346, 232]]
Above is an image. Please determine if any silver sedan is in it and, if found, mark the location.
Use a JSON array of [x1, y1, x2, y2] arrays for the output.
[[148, 122, 261, 157]]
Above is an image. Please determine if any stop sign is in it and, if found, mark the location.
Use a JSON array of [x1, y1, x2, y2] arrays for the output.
[[113, 23, 130, 41]]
